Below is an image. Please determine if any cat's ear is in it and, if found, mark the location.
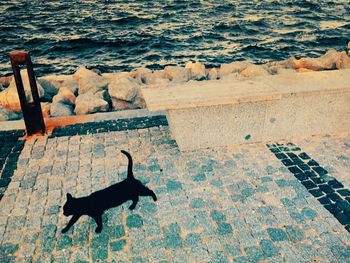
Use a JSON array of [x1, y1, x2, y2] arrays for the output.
[[67, 193, 72, 200]]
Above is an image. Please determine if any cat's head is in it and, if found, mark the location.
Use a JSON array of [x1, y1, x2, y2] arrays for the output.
[[63, 193, 74, 216]]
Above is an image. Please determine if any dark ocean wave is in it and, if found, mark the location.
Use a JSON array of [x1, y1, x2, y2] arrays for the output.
[[0, 0, 349, 76]]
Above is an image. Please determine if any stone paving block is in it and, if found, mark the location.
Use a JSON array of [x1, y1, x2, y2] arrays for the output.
[[111, 239, 127, 252], [267, 228, 289, 241], [284, 225, 305, 243]]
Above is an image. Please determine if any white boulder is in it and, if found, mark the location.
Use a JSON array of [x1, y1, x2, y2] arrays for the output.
[[0, 76, 12, 90], [77, 75, 108, 95], [133, 88, 146, 109], [102, 72, 130, 81], [336, 51, 350, 70], [219, 61, 251, 77], [73, 66, 99, 81], [52, 87, 76, 106], [37, 78, 59, 101], [291, 49, 340, 71], [0, 70, 44, 111], [164, 66, 191, 83], [240, 65, 270, 78], [130, 68, 153, 84], [111, 98, 135, 111], [74, 92, 109, 115], [0, 106, 21, 121], [142, 70, 170, 85], [50, 102, 74, 117], [41, 102, 51, 118], [108, 76, 138, 102], [39, 75, 78, 96], [208, 68, 219, 80], [185, 62, 206, 80], [73, 66, 108, 94]]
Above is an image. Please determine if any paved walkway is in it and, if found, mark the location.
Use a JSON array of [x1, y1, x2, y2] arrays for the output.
[[0, 123, 350, 262]]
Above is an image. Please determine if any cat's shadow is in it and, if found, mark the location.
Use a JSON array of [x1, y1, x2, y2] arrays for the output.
[[62, 150, 157, 234]]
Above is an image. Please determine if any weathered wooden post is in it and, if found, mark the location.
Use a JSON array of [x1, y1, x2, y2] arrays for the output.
[[9, 50, 46, 135]]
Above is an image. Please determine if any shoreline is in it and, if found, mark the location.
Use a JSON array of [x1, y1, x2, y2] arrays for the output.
[[0, 42, 349, 122]]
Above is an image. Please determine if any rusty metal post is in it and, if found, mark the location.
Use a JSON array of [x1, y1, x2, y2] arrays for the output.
[[10, 50, 46, 135]]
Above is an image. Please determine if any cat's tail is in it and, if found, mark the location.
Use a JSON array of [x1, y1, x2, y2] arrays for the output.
[[121, 150, 134, 179]]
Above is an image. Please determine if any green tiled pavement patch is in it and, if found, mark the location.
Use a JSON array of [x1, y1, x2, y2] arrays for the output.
[[217, 222, 233, 235], [0, 243, 18, 256], [110, 239, 127, 252], [267, 228, 289, 241], [109, 225, 125, 239], [166, 180, 182, 191], [126, 214, 143, 229], [211, 210, 226, 223], [260, 239, 279, 257]]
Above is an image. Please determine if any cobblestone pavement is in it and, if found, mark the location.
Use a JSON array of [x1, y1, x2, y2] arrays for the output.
[[0, 126, 350, 262], [0, 130, 25, 200]]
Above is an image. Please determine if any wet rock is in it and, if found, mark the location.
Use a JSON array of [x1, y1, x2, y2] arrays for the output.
[[336, 51, 350, 70], [186, 62, 206, 80], [219, 61, 251, 77], [74, 92, 109, 115], [240, 65, 270, 78], [291, 49, 340, 71], [108, 76, 138, 102], [50, 102, 74, 117], [52, 87, 76, 106], [208, 68, 219, 80], [0, 70, 44, 111], [164, 66, 191, 83]]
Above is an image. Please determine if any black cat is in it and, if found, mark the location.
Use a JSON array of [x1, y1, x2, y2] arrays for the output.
[[62, 150, 157, 233]]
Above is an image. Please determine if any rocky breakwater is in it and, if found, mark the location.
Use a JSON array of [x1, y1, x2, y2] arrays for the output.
[[0, 41, 349, 122]]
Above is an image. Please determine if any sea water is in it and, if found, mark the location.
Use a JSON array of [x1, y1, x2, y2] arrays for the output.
[[0, 0, 349, 76]]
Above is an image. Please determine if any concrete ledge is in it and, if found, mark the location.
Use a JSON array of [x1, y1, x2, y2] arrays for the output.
[[142, 69, 350, 151]]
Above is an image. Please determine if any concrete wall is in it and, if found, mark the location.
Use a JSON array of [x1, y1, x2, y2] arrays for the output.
[[167, 91, 350, 151]]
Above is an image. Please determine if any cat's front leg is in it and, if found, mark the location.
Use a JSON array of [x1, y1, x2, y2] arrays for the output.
[[62, 215, 80, 233], [150, 190, 157, 201], [129, 196, 139, 210], [144, 187, 157, 201], [93, 214, 103, 233]]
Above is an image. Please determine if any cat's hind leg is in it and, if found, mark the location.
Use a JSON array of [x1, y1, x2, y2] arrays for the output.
[[62, 215, 80, 233], [129, 196, 139, 210], [93, 213, 103, 233]]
